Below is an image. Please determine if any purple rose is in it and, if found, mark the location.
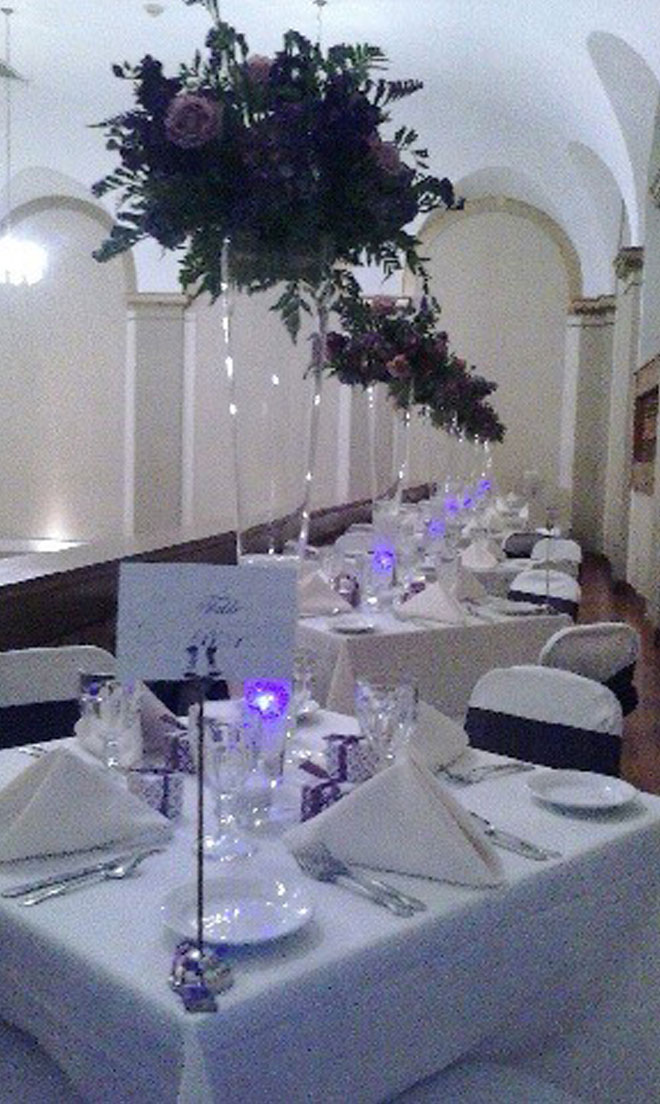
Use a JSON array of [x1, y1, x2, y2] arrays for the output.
[[368, 137, 402, 175], [164, 94, 223, 149], [246, 55, 273, 85], [370, 295, 398, 316], [386, 354, 411, 379]]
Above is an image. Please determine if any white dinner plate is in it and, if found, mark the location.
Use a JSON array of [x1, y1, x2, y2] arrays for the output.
[[527, 770, 638, 810], [162, 871, 314, 946], [330, 614, 376, 634]]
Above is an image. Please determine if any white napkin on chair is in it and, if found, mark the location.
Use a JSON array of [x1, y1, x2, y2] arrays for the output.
[[298, 570, 353, 617], [285, 756, 502, 887], [461, 540, 500, 570], [408, 701, 469, 770], [0, 746, 172, 862], [396, 581, 466, 624]]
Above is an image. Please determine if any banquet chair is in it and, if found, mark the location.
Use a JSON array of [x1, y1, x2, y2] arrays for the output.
[[502, 531, 538, 558], [539, 621, 640, 716], [508, 567, 581, 619], [393, 1057, 584, 1102], [464, 665, 623, 775], [530, 537, 582, 567], [0, 645, 116, 749]]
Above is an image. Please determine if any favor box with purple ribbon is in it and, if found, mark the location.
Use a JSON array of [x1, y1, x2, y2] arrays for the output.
[[324, 733, 379, 784], [127, 767, 184, 820], [299, 760, 352, 822], [163, 730, 196, 775]]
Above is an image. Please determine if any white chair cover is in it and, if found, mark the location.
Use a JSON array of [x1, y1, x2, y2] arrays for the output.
[[468, 665, 622, 734], [539, 622, 640, 684], [509, 568, 581, 611], [0, 646, 116, 707], [531, 538, 582, 565]]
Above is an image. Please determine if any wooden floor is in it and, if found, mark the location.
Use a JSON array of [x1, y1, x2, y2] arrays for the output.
[[579, 555, 660, 794]]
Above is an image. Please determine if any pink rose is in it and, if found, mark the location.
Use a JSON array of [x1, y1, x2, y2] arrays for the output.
[[164, 94, 223, 149], [386, 354, 411, 378], [246, 55, 273, 85]]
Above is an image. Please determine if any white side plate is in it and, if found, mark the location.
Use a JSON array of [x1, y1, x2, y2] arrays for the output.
[[162, 872, 314, 946], [527, 770, 638, 810]]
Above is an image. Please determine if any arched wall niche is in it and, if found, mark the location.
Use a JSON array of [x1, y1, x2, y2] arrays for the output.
[[0, 192, 134, 540], [407, 195, 582, 506]]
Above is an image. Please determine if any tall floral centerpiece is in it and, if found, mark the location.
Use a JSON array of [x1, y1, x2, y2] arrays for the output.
[[326, 294, 505, 508], [92, 0, 461, 553]]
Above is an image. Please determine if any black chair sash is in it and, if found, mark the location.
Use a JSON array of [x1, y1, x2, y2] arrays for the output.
[[503, 532, 538, 558], [604, 663, 638, 716], [507, 589, 578, 621], [0, 700, 79, 751], [465, 706, 621, 776]]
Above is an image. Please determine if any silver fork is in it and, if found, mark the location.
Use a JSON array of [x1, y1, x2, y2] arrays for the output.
[[441, 761, 536, 784], [291, 841, 424, 917], [19, 849, 159, 906]]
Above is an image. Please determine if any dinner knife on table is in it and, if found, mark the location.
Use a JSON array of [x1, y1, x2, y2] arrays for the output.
[[470, 812, 562, 861]]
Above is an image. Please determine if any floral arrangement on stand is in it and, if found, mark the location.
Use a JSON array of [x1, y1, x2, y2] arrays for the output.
[[91, 0, 461, 338], [325, 295, 505, 442]]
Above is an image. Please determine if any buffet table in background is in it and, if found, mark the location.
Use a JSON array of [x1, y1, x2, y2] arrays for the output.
[[297, 609, 571, 717], [0, 715, 658, 1103]]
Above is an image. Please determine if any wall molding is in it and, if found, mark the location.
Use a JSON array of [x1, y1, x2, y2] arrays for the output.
[[568, 294, 616, 317], [613, 246, 644, 281]]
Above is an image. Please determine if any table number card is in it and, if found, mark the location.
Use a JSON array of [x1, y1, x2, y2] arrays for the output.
[[116, 562, 296, 683]]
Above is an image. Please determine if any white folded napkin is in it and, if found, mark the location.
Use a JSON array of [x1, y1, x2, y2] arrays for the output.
[[396, 581, 466, 624], [285, 756, 502, 887], [408, 701, 469, 770], [0, 746, 172, 862], [461, 539, 500, 571], [298, 569, 353, 617], [453, 564, 488, 602]]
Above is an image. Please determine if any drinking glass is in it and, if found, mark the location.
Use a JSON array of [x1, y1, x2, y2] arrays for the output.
[[203, 719, 256, 861], [78, 674, 139, 769], [355, 679, 418, 768]]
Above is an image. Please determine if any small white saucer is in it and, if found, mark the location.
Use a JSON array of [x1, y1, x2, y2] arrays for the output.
[[330, 614, 376, 634], [527, 770, 638, 811], [162, 871, 314, 946]]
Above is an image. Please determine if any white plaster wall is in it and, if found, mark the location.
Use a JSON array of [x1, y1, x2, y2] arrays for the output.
[[0, 203, 127, 540], [423, 210, 571, 500], [628, 490, 655, 595]]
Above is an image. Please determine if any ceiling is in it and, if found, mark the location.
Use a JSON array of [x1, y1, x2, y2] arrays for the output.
[[5, 0, 660, 295]]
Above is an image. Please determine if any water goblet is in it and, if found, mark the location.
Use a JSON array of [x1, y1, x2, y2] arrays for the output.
[[203, 719, 256, 861]]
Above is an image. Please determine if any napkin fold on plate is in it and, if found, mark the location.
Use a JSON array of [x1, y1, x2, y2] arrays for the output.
[[0, 746, 172, 862], [298, 569, 353, 617], [285, 755, 502, 887], [396, 581, 467, 624], [408, 701, 469, 771], [461, 539, 501, 571]]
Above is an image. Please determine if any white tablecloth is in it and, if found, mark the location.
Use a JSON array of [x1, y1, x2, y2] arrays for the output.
[[0, 715, 659, 1103], [297, 609, 571, 717]]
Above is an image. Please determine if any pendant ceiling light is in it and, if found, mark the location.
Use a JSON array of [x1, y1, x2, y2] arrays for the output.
[[0, 6, 46, 286]]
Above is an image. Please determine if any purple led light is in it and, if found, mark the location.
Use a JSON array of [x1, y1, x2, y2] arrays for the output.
[[243, 678, 291, 720], [444, 496, 460, 515], [372, 546, 396, 574], [462, 493, 474, 509], [477, 478, 492, 497], [426, 516, 445, 538]]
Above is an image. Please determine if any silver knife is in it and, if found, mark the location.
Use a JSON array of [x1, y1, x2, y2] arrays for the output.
[[470, 812, 562, 861], [1, 850, 147, 899]]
